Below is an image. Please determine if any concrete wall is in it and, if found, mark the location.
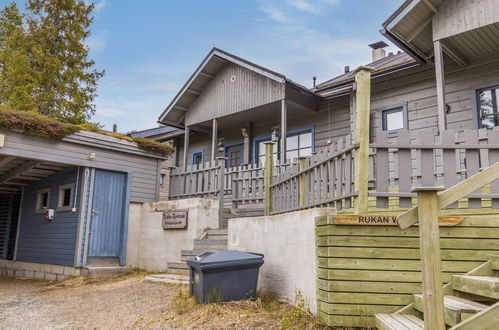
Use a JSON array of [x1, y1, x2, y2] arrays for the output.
[[227, 208, 336, 314], [126, 198, 219, 271]]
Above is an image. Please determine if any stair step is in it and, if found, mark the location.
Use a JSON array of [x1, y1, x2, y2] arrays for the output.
[[206, 229, 227, 236], [166, 261, 189, 276], [452, 275, 499, 299], [86, 258, 120, 267], [86, 266, 131, 276], [145, 274, 188, 285], [449, 302, 499, 330], [491, 255, 499, 271], [413, 294, 488, 326], [193, 238, 227, 246], [375, 314, 424, 330]]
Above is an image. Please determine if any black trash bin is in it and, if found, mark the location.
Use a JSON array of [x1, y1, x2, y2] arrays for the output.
[[186, 250, 264, 304]]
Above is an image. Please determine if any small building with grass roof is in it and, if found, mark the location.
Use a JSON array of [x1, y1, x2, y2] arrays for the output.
[[0, 108, 173, 279]]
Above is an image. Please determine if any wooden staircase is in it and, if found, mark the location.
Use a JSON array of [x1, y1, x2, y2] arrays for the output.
[[375, 256, 499, 329]]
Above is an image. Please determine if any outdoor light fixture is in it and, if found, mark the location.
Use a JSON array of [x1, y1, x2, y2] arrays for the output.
[[217, 138, 225, 153], [89, 152, 96, 161], [241, 128, 248, 138], [271, 126, 280, 143]]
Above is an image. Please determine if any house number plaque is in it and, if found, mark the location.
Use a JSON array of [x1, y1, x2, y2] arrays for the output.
[[162, 209, 188, 229]]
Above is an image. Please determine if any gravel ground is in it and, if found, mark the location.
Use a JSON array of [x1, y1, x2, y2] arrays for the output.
[[0, 275, 328, 330], [0, 276, 175, 329]]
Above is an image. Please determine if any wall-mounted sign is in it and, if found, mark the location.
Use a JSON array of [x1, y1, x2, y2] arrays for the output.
[[162, 209, 188, 229], [331, 214, 464, 226]]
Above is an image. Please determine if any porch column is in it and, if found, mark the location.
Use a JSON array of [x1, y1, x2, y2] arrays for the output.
[[280, 99, 287, 163], [183, 126, 190, 171], [211, 119, 218, 161], [434, 40, 447, 132], [353, 66, 375, 214]]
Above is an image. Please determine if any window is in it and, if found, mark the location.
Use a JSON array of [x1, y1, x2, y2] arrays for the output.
[[191, 151, 204, 166], [257, 140, 278, 166], [36, 188, 50, 213], [255, 128, 314, 165], [477, 86, 499, 129], [380, 104, 407, 131], [286, 130, 313, 161], [57, 184, 74, 210]]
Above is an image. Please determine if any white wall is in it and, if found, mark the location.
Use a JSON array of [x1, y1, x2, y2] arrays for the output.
[[227, 208, 335, 315], [126, 198, 219, 271]]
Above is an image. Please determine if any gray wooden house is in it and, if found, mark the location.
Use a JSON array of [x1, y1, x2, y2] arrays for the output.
[[0, 128, 165, 278], [152, 0, 499, 217]]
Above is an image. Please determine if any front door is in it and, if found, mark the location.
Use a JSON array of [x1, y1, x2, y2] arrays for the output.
[[226, 144, 244, 167], [88, 170, 127, 258]]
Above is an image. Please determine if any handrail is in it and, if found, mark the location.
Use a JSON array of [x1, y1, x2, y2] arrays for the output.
[[397, 161, 499, 229]]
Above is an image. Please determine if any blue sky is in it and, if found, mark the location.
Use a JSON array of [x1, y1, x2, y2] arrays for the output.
[[84, 0, 403, 132]]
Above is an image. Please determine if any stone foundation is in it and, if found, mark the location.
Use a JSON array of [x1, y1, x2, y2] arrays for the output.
[[0, 260, 88, 281]]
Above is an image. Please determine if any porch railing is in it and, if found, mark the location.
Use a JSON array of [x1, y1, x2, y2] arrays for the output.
[[169, 128, 499, 216], [370, 128, 499, 210], [269, 135, 357, 214]]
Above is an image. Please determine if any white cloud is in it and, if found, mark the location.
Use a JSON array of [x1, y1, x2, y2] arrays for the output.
[[86, 31, 110, 53], [93, 0, 108, 13], [288, 0, 320, 14], [260, 5, 290, 23]]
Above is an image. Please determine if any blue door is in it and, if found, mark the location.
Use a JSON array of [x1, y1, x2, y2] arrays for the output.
[[88, 170, 127, 258]]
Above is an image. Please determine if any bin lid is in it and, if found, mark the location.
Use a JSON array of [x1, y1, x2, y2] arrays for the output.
[[186, 250, 264, 270]]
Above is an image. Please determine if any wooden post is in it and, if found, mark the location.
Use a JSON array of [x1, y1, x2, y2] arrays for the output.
[[299, 157, 306, 207], [353, 66, 374, 214], [414, 187, 445, 330], [183, 126, 190, 171], [434, 40, 447, 133], [217, 157, 227, 228], [264, 142, 274, 216], [280, 99, 287, 163], [211, 119, 218, 161]]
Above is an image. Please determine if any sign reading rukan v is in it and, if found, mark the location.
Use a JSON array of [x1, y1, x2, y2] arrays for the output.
[[331, 214, 464, 226], [162, 209, 188, 229]]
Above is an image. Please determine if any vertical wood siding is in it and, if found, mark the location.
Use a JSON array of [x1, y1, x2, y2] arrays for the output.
[[177, 97, 351, 169], [185, 62, 285, 126], [16, 167, 81, 266]]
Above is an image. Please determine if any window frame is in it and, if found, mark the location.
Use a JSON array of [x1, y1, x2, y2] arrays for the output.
[[191, 150, 204, 167], [472, 83, 499, 129], [57, 183, 74, 211], [377, 102, 408, 132], [253, 126, 315, 165], [35, 188, 51, 213]]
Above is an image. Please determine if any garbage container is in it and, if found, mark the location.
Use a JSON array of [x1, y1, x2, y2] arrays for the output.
[[186, 250, 264, 304]]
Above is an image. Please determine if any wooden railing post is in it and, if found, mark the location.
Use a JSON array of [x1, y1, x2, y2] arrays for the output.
[[413, 187, 445, 330], [299, 157, 306, 207], [353, 66, 374, 214], [217, 157, 227, 228], [264, 142, 274, 216]]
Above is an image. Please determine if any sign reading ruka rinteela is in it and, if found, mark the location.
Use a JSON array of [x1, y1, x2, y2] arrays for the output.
[[162, 209, 188, 229], [331, 214, 464, 226]]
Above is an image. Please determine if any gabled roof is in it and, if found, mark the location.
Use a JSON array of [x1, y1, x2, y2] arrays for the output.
[[129, 125, 183, 141], [157, 47, 312, 127], [315, 52, 419, 98]]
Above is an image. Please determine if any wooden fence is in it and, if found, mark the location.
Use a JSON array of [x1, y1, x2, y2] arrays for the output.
[[269, 135, 357, 214], [169, 128, 499, 217], [370, 128, 499, 210]]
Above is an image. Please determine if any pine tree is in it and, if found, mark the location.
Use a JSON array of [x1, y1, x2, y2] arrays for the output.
[[0, 0, 104, 124]]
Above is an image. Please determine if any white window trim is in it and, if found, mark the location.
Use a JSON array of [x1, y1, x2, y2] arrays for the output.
[[35, 188, 51, 213], [57, 183, 74, 211]]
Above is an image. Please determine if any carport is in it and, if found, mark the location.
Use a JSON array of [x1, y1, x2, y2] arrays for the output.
[[0, 127, 167, 279]]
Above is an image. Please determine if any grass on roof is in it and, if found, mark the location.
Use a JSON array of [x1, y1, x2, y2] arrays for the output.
[[0, 107, 174, 157]]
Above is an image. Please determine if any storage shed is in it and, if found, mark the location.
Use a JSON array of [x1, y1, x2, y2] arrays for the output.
[[0, 121, 169, 279]]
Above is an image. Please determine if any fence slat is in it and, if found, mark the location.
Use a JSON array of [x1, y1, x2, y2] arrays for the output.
[[490, 129, 499, 208], [441, 131, 458, 209], [397, 130, 412, 208], [463, 130, 482, 208], [375, 131, 389, 208]]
